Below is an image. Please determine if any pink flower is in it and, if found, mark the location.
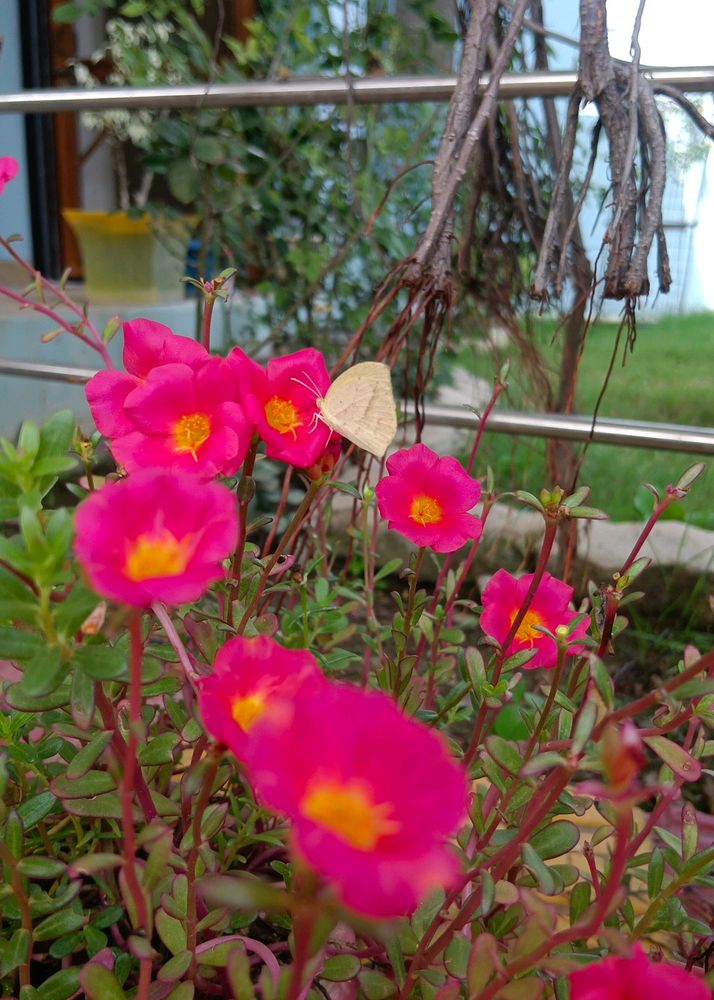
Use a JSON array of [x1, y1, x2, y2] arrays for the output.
[[375, 444, 482, 553], [480, 569, 590, 669], [246, 683, 469, 918], [198, 635, 327, 759], [569, 944, 710, 1000], [87, 320, 254, 478], [74, 470, 238, 607], [0, 157, 19, 195], [230, 347, 335, 468], [108, 358, 253, 478], [87, 319, 208, 438]]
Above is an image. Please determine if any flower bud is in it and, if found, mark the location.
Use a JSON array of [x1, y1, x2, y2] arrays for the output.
[[601, 720, 646, 791]]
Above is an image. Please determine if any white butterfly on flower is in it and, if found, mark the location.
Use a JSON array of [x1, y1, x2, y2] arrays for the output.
[[292, 362, 398, 459]]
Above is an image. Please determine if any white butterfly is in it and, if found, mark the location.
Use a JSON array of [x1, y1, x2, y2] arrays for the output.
[[293, 362, 398, 459]]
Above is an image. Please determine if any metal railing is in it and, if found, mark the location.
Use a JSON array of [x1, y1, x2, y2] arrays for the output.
[[2, 69, 714, 455], [1, 358, 712, 455], [1, 69, 714, 113]]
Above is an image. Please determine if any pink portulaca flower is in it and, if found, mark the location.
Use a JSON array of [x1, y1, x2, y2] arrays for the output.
[[375, 443, 482, 553], [230, 346, 335, 468], [247, 683, 469, 918], [198, 635, 327, 759], [480, 569, 590, 669], [0, 157, 19, 195], [109, 358, 253, 478], [87, 320, 253, 478], [569, 944, 710, 1000], [87, 318, 208, 438], [74, 470, 238, 607]]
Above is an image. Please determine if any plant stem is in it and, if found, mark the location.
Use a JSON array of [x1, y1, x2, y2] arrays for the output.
[[393, 546, 425, 698], [0, 840, 32, 987], [237, 479, 322, 634], [121, 612, 151, 994], [202, 294, 216, 351], [187, 750, 221, 979], [152, 602, 201, 685], [227, 436, 261, 625], [524, 647, 566, 759], [286, 905, 317, 1000], [95, 683, 156, 823]]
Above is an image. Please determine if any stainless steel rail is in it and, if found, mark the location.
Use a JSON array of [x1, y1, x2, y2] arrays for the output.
[[2, 68, 714, 113], [2, 357, 712, 455]]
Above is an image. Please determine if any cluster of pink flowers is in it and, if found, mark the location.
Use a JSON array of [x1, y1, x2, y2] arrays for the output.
[[197, 634, 469, 917], [86, 321, 340, 474], [71, 317, 595, 920]]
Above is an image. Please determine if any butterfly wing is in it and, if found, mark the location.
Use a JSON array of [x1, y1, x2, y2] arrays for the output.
[[319, 362, 397, 458]]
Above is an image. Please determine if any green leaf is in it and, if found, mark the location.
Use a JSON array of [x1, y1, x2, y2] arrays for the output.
[[158, 950, 193, 982], [194, 137, 225, 164], [321, 954, 361, 982], [485, 735, 523, 775], [72, 644, 127, 680], [33, 909, 86, 941], [34, 967, 82, 1000], [70, 667, 96, 731], [36, 410, 75, 463], [51, 770, 115, 799], [138, 732, 179, 766], [168, 159, 200, 204], [648, 846, 665, 898], [17, 791, 58, 830], [5, 682, 70, 711], [17, 646, 65, 697], [68, 853, 124, 877], [156, 908, 188, 955], [529, 821, 580, 860], [643, 735, 702, 781], [358, 969, 397, 999], [0, 928, 30, 976], [521, 843, 557, 895], [0, 627, 45, 661], [569, 881, 591, 925], [66, 731, 112, 780], [80, 964, 127, 1000], [17, 856, 67, 879]]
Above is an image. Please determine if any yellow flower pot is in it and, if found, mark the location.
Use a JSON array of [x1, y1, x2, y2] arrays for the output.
[[63, 210, 197, 305]]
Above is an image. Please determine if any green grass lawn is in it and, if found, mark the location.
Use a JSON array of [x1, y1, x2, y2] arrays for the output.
[[449, 313, 714, 524]]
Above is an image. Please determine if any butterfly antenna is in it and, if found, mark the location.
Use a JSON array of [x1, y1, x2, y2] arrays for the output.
[[290, 372, 323, 399]]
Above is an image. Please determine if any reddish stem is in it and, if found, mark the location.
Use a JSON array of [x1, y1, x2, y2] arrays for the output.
[[121, 613, 151, 996]]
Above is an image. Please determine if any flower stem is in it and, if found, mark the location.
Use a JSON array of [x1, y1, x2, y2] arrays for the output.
[[524, 646, 566, 759], [187, 750, 221, 979], [202, 294, 216, 351], [0, 840, 32, 987], [227, 436, 261, 625], [122, 612, 151, 993], [237, 479, 322, 634], [394, 546, 425, 700]]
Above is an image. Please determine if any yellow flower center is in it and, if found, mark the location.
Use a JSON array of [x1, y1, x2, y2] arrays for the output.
[[410, 494, 443, 526], [173, 412, 211, 460], [230, 692, 267, 732], [300, 778, 401, 851], [265, 396, 302, 437], [511, 608, 544, 645], [124, 530, 193, 582]]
